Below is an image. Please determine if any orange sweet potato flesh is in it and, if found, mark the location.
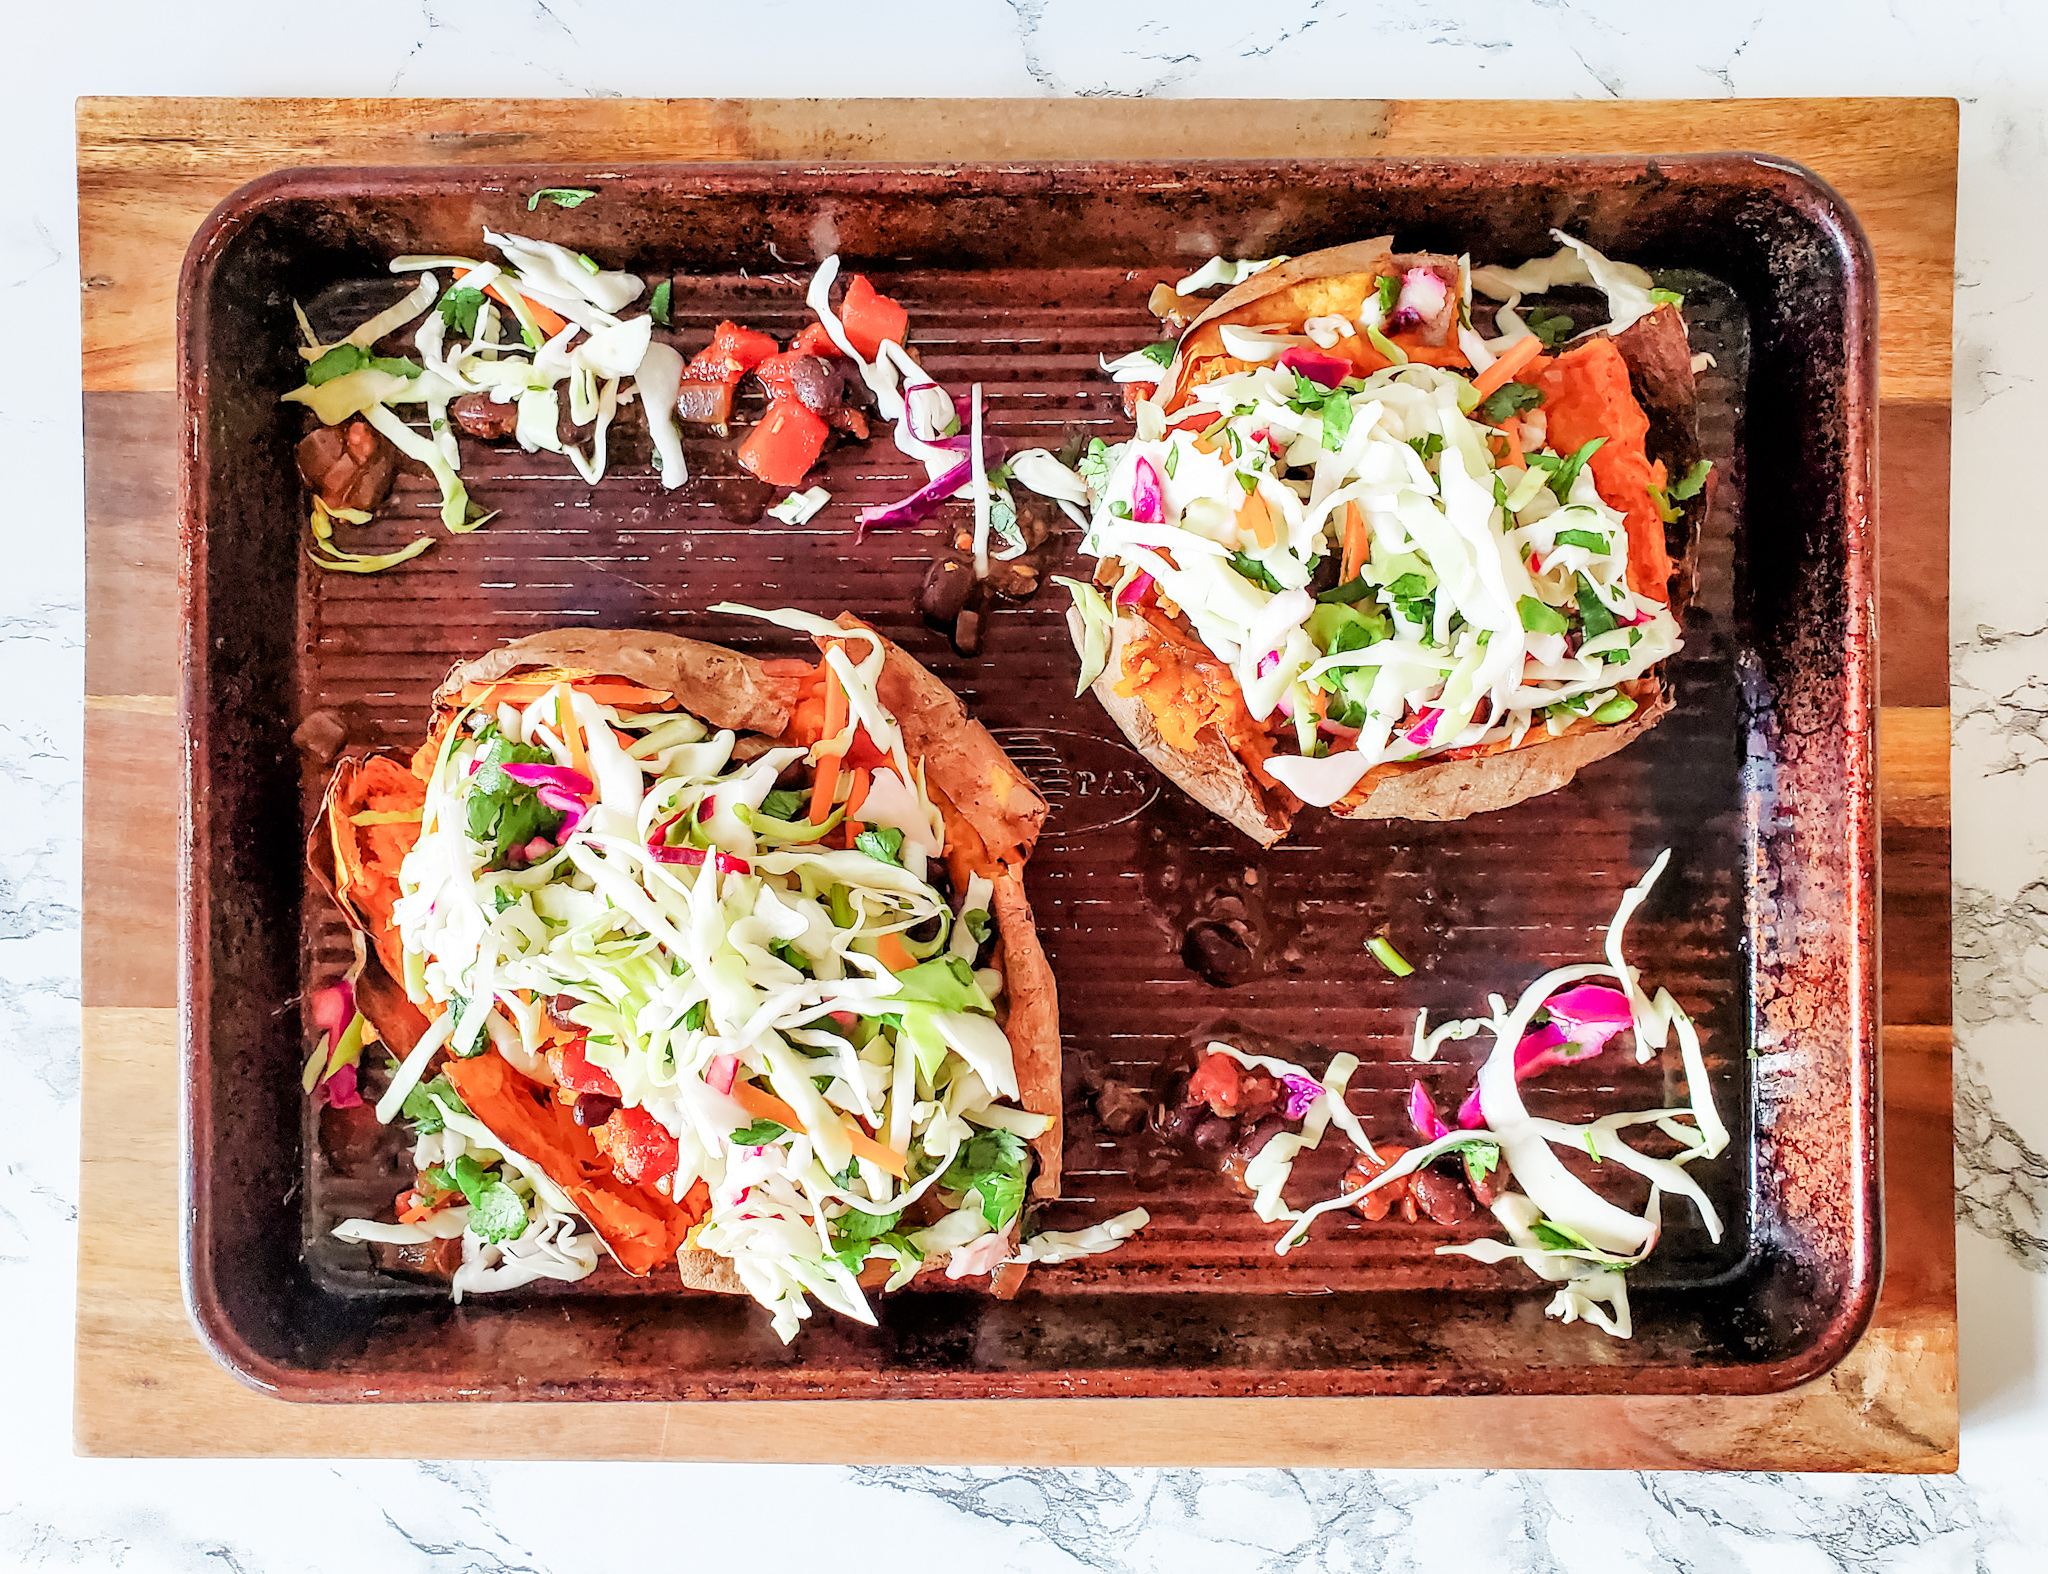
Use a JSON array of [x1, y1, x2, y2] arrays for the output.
[[439, 1052, 696, 1278], [325, 755, 425, 982], [1536, 337, 1672, 602]]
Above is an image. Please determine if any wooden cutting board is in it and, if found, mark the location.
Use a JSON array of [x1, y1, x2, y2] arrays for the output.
[[76, 96, 1958, 1467]]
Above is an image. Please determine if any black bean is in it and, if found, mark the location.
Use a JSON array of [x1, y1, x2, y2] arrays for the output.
[[572, 1093, 618, 1128]]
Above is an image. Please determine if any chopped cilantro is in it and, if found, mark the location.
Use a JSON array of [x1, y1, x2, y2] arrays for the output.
[[1531, 1218, 1599, 1254], [1227, 551, 1283, 593], [304, 343, 424, 386], [1317, 576, 1374, 606], [437, 286, 487, 337], [1670, 458, 1713, 500], [1528, 437, 1605, 504], [962, 908, 993, 945], [447, 1153, 527, 1244], [729, 1119, 789, 1147], [1235, 470, 1260, 494], [1077, 438, 1115, 481], [649, 280, 672, 327], [855, 826, 906, 866], [400, 1075, 468, 1136], [1575, 575, 1619, 642], [1320, 393, 1354, 450], [1138, 340, 1176, 367], [1108, 500, 1133, 520], [527, 187, 597, 210], [1647, 288, 1685, 306], [941, 1128, 1029, 1232], [759, 787, 808, 821], [1523, 305, 1575, 348], [1407, 432, 1444, 463], [1553, 528, 1611, 552], [1476, 381, 1544, 426], [683, 1001, 709, 1032], [1375, 273, 1399, 317], [1163, 443, 1179, 480], [1518, 596, 1569, 635]]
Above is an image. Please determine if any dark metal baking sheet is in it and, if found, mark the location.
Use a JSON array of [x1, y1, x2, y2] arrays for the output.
[[178, 157, 1877, 1401]]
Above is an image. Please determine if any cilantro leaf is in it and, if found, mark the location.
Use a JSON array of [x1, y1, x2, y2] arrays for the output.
[[962, 908, 993, 945], [1407, 432, 1444, 462], [941, 1128, 1029, 1233], [759, 787, 807, 821], [1476, 381, 1544, 426], [1574, 575, 1618, 642], [1647, 288, 1685, 307], [437, 286, 487, 337], [1138, 340, 1176, 367], [855, 826, 905, 866], [683, 1001, 709, 1032], [306, 342, 423, 386], [1317, 576, 1374, 606], [528, 187, 597, 211], [1376, 273, 1399, 317], [416, 1164, 456, 1196], [1227, 551, 1283, 593], [649, 279, 672, 327], [1523, 306, 1575, 348], [1287, 368, 1329, 412], [1320, 393, 1354, 451], [400, 1076, 468, 1135], [1531, 1218, 1598, 1253], [1518, 595, 1569, 635], [1163, 443, 1179, 480], [1530, 437, 1605, 504], [447, 1153, 529, 1244], [1077, 438, 1115, 481], [1553, 528, 1610, 552], [1235, 470, 1260, 494], [1108, 500, 1133, 520], [1670, 458, 1713, 500], [729, 1120, 789, 1146]]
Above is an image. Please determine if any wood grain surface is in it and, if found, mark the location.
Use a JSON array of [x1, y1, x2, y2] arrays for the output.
[[74, 95, 1957, 1466]]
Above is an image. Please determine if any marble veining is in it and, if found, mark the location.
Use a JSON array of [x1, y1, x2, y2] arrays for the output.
[[4, 0, 2045, 1566]]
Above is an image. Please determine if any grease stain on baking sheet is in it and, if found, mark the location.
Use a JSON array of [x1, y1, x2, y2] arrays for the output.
[[990, 727, 1161, 837]]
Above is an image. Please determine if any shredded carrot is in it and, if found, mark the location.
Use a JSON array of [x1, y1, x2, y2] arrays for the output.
[[875, 931, 916, 973], [1472, 334, 1545, 400], [845, 767, 872, 821], [1341, 501, 1371, 583], [1494, 417, 1526, 469], [1238, 490, 1276, 549], [555, 682, 591, 787], [809, 659, 848, 824], [729, 1080, 908, 1178], [454, 268, 568, 339]]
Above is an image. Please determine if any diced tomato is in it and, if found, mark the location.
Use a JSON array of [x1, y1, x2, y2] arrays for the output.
[[840, 724, 889, 771], [674, 378, 736, 425], [736, 397, 829, 488], [686, 320, 779, 385], [840, 274, 908, 361], [788, 320, 843, 359], [601, 1105, 680, 1187], [1187, 1052, 1242, 1116], [1122, 381, 1158, 418], [753, 351, 822, 409], [548, 1038, 623, 1099]]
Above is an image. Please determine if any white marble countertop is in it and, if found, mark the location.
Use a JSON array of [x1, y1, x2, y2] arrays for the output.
[[5, 0, 2041, 1566]]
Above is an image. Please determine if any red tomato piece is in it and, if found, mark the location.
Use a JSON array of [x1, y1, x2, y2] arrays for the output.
[[686, 320, 779, 385], [602, 1105, 680, 1188], [549, 1038, 622, 1099], [736, 397, 829, 488], [840, 275, 908, 362], [1187, 1052, 1242, 1117], [788, 320, 843, 359], [840, 725, 890, 771]]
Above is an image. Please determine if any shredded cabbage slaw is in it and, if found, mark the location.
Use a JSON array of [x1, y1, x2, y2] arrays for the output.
[[1068, 233, 1685, 807]]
